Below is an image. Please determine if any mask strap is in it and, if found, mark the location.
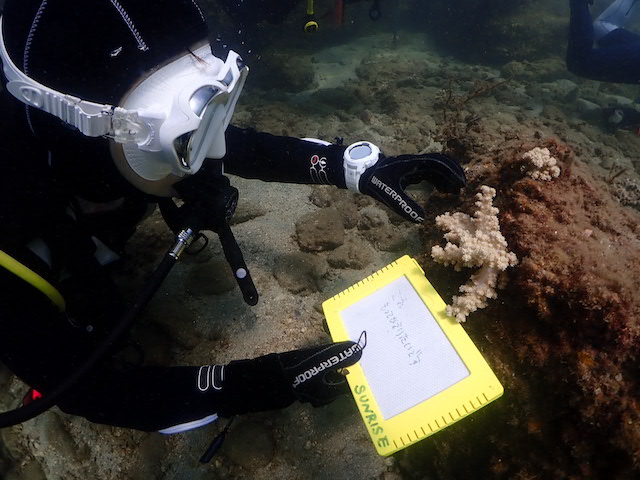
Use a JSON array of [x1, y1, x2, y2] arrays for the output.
[[0, 17, 141, 140]]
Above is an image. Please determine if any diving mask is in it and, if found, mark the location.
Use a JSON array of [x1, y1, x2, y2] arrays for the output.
[[0, 17, 248, 182]]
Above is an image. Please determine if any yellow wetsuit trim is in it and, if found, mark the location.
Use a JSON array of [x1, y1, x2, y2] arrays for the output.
[[0, 249, 65, 312]]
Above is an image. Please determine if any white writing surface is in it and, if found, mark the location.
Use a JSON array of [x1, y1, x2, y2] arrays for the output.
[[341, 275, 470, 419]]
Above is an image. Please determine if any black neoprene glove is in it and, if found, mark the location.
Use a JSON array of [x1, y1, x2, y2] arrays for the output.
[[212, 339, 365, 417], [359, 153, 466, 223]]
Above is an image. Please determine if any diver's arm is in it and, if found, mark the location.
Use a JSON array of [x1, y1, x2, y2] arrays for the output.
[[57, 340, 361, 432], [0, 253, 360, 432], [221, 125, 466, 223], [222, 125, 348, 187]]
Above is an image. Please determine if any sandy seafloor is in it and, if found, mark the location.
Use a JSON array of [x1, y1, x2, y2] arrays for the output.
[[2, 1, 640, 479]]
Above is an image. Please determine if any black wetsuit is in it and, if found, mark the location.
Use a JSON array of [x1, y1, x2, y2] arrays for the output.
[[0, 81, 348, 432], [567, 0, 640, 84]]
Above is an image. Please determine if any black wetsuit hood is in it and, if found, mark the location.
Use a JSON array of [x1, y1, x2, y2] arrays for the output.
[[2, 0, 208, 104], [0, 0, 210, 202]]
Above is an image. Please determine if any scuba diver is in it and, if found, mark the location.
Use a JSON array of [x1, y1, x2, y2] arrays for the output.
[[568, 1, 640, 132], [0, 0, 465, 440], [567, 0, 640, 84]]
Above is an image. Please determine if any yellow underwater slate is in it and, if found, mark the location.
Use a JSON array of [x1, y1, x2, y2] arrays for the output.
[[323, 255, 503, 456]]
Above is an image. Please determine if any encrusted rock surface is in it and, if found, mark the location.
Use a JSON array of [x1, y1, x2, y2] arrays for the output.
[[295, 208, 345, 253]]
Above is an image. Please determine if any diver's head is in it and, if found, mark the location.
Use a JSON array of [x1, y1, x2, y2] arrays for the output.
[[0, 0, 248, 196], [107, 43, 247, 196]]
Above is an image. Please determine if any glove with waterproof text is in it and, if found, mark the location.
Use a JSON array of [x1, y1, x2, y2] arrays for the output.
[[358, 152, 466, 223], [209, 338, 365, 417]]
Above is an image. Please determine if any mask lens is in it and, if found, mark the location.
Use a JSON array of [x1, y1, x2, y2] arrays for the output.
[[173, 132, 194, 169], [177, 87, 221, 169], [189, 86, 219, 117]]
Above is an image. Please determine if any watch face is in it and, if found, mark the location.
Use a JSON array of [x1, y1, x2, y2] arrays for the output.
[[349, 143, 374, 160], [346, 142, 380, 166]]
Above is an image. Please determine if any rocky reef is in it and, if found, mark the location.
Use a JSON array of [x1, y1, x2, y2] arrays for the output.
[[410, 134, 640, 478]]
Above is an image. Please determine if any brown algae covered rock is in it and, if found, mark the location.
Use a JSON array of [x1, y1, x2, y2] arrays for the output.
[[412, 136, 640, 479]]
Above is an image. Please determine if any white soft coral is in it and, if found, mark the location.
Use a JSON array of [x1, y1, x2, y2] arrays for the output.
[[522, 147, 560, 181], [431, 185, 517, 322]]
